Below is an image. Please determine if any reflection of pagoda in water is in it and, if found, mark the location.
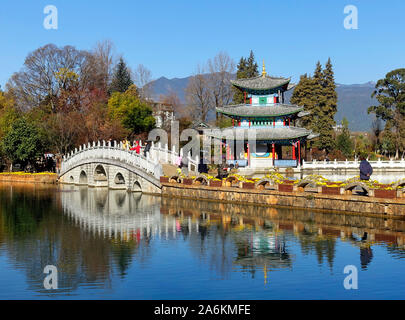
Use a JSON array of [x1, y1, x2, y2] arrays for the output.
[[233, 231, 292, 282], [2, 185, 405, 296]]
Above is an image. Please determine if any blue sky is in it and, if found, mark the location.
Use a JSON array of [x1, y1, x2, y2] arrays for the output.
[[0, 0, 404, 88]]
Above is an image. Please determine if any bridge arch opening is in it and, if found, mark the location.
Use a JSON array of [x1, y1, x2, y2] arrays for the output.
[[69, 176, 74, 183], [94, 165, 108, 181], [133, 181, 142, 192], [296, 180, 318, 193], [255, 178, 275, 190], [79, 171, 88, 185], [114, 173, 125, 185], [394, 179, 405, 191], [194, 175, 208, 185], [345, 182, 370, 196]]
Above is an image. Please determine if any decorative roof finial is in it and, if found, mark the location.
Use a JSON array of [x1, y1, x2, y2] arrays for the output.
[[262, 60, 267, 77]]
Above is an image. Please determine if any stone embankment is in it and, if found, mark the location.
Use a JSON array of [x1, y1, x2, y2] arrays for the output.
[[161, 182, 405, 217], [0, 172, 58, 184]]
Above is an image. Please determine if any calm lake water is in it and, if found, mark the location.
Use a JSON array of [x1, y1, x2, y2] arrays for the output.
[[0, 183, 404, 300]]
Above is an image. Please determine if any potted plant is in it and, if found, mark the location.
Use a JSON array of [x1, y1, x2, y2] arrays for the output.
[[282, 180, 295, 185], [240, 180, 255, 189], [321, 186, 341, 195], [160, 176, 169, 183], [278, 183, 293, 192], [373, 188, 396, 199], [209, 179, 222, 187], [182, 177, 193, 185]]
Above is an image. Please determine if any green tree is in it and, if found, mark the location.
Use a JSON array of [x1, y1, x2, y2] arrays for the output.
[[0, 91, 19, 138], [232, 57, 247, 104], [107, 88, 155, 135], [232, 51, 259, 104], [380, 127, 396, 156], [368, 68, 405, 158], [336, 117, 353, 158], [109, 57, 133, 94], [291, 59, 337, 152], [291, 74, 317, 128], [2, 117, 46, 167], [313, 59, 336, 151], [245, 50, 259, 78], [353, 134, 371, 157]]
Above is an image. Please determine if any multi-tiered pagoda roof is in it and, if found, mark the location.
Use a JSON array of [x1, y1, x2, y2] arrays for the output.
[[217, 104, 308, 119], [208, 126, 318, 142], [231, 75, 295, 94], [208, 61, 318, 168], [211, 62, 318, 144]]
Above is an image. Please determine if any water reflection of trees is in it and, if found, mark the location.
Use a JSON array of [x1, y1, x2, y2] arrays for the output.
[[1, 184, 405, 295], [0, 184, 162, 294], [298, 229, 336, 269], [161, 197, 405, 275]]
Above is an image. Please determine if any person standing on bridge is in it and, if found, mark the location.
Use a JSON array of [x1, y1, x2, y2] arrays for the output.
[[122, 139, 130, 150], [359, 154, 373, 181], [130, 140, 141, 154]]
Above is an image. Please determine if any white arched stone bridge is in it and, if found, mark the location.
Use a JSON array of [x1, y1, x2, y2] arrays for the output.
[[58, 140, 198, 194]]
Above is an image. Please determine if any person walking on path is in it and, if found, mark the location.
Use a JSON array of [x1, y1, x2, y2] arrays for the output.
[[359, 155, 373, 181]]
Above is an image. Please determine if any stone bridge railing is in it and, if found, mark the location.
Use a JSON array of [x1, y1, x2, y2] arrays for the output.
[[61, 140, 162, 179], [60, 140, 200, 180], [148, 141, 199, 173], [302, 158, 405, 170]]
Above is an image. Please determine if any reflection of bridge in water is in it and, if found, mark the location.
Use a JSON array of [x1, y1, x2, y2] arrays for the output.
[[60, 185, 202, 241], [60, 186, 405, 281], [61, 184, 405, 252], [60, 186, 293, 276], [62, 184, 405, 251]]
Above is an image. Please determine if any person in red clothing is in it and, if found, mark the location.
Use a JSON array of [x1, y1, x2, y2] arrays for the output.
[[130, 140, 141, 154]]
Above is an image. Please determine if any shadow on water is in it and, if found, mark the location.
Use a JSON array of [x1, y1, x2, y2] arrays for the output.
[[0, 183, 404, 298]]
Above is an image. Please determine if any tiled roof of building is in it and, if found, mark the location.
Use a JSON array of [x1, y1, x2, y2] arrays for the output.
[[192, 120, 211, 130], [217, 104, 304, 118], [231, 75, 291, 91], [206, 126, 318, 141]]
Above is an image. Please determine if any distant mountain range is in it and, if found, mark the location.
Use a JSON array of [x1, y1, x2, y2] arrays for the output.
[[149, 76, 377, 132]]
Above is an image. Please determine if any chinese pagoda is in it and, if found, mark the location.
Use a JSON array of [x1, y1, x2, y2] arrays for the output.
[[212, 62, 318, 169]]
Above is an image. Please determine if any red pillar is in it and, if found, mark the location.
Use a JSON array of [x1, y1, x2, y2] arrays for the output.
[[244, 92, 246, 104], [232, 119, 234, 127], [292, 143, 296, 160], [298, 140, 301, 164], [272, 143, 275, 166]]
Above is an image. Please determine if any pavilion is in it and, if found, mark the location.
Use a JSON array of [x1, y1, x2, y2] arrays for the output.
[[210, 62, 318, 168]]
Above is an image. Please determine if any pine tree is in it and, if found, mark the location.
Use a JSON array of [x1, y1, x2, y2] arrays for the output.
[[336, 117, 353, 158], [291, 74, 317, 128], [232, 51, 259, 104], [368, 68, 405, 158], [246, 50, 259, 78], [291, 59, 338, 152], [232, 57, 247, 104], [109, 57, 133, 94], [310, 60, 336, 151], [321, 58, 338, 149]]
